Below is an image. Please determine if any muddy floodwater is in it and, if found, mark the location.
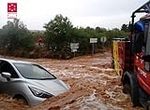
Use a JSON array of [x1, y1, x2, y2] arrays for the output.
[[0, 51, 144, 110]]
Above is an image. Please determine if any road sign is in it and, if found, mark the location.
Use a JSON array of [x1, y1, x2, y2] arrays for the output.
[[70, 43, 79, 52], [90, 38, 98, 43], [90, 38, 97, 55], [100, 37, 107, 43]]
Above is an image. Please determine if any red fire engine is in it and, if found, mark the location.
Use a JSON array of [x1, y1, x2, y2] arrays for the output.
[[112, 1, 150, 109]]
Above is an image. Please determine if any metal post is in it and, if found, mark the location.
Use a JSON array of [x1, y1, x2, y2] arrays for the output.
[[92, 43, 94, 55], [74, 52, 76, 57]]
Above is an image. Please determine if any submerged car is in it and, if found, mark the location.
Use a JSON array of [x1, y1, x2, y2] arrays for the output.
[[0, 58, 70, 106]]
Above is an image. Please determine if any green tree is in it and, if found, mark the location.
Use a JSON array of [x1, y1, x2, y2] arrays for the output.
[[95, 27, 106, 33], [44, 14, 73, 51], [0, 19, 34, 54], [121, 24, 129, 32]]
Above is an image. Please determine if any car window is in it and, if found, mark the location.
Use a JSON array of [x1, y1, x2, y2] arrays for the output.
[[0, 61, 19, 78], [14, 63, 56, 79]]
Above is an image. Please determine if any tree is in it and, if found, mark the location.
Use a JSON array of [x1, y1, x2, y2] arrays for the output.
[[0, 19, 34, 54], [44, 14, 73, 51], [121, 24, 129, 32], [95, 27, 106, 33]]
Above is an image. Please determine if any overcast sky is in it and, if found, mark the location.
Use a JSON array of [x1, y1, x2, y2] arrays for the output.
[[0, 0, 148, 30]]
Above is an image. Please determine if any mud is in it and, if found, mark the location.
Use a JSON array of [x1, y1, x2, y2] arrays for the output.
[[0, 51, 144, 110]]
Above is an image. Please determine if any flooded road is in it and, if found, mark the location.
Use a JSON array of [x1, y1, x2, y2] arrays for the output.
[[0, 51, 144, 110]]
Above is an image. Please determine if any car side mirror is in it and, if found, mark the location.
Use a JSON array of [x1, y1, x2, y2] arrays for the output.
[[1, 72, 11, 79]]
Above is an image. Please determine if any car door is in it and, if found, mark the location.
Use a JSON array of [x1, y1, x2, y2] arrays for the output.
[[0, 60, 19, 94]]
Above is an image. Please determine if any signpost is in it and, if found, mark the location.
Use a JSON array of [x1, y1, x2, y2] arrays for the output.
[[100, 37, 107, 43], [100, 37, 107, 51], [90, 38, 98, 43], [90, 38, 98, 55], [70, 43, 79, 57]]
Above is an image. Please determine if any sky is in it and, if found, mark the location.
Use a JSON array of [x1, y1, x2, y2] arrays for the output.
[[0, 0, 148, 30]]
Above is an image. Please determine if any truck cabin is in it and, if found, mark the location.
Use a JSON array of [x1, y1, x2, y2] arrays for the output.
[[129, 1, 150, 69], [132, 14, 150, 72]]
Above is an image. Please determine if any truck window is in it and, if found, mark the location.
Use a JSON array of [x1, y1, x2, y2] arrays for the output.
[[145, 22, 150, 55]]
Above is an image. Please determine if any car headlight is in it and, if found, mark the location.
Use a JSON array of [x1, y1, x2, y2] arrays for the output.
[[29, 86, 53, 98]]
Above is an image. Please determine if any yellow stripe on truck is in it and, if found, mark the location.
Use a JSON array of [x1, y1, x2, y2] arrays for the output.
[[113, 40, 122, 75]]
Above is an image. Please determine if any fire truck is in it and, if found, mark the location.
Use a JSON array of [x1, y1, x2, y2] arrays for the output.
[[112, 1, 150, 109]]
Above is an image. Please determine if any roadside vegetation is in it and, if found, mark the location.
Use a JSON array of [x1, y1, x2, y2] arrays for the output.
[[0, 14, 129, 59]]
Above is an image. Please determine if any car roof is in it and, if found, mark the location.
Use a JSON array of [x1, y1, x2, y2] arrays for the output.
[[0, 58, 35, 64]]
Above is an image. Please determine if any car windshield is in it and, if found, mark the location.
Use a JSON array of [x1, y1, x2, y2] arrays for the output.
[[14, 63, 56, 79]]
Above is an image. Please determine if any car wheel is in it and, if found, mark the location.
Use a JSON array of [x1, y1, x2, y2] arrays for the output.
[[13, 95, 28, 105]]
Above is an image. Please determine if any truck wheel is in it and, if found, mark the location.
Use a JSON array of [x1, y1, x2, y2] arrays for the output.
[[122, 71, 140, 107], [130, 78, 140, 107], [122, 83, 130, 94]]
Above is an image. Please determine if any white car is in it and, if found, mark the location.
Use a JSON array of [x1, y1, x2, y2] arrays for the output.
[[0, 58, 70, 106]]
